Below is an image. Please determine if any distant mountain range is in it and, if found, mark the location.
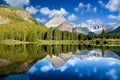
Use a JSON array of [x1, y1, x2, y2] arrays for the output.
[[0, 4, 119, 35], [108, 26, 120, 33], [45, 15, 120, 34], [46, 50, 120, 68]]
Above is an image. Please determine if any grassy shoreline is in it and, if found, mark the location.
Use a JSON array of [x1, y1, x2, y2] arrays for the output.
[[1, 39, 120, 46]]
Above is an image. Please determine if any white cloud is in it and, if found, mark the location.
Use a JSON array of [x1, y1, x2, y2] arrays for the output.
[[40, 7, 50, 15], [67, 14, 77, 21], [86, 19, 93, 23], [67, 58, 80, 66], [86, 56, 102, 61], [86, 3, 91, 12], [93, 7, 97, 13], [40, 60, 54, 73], [105, 0, 120, 12], [40, 7, 68, 18], [58, 66, 68, 72], [106, 69, 118, 80], [86, 19, 103, 25], [26, 6, 39, 14], [36, 18, 46, 23], [74, 7, 79, 12], [67, 59, 76, 66], [4, 0, 30, 8], [74, 3, 84, 12], [108, 14, 120, 20], [108, 61, 117, 66], [74, 2, 97, 13], [98, 0, 105, 7], [41, 65, 53, 72], [79, 2, 84, 8]]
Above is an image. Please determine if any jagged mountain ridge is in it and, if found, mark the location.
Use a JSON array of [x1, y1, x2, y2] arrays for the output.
[[1, 4, 119, 34], [45, 14, 120, 34], [108, 26, 120, 33], [74, 23, 120, 34], [72, 27, 94, 34], [46, 50, 120, 68]]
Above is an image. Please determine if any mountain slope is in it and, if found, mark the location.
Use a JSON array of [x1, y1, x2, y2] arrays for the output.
[[0, 5, 48, 42], [45, 14, 73, 32], [0, 5, 42, 24], [73, 27, 94, 34], [0, 5, 80, 42], [108, 26, 120, 33], [45, 15, 66, 28]]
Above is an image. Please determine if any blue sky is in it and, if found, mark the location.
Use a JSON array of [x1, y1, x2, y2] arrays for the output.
[[0, 0, 120, 24]]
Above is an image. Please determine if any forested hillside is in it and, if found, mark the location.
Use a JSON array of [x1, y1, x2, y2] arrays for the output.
[[0, 5, 120, 43]]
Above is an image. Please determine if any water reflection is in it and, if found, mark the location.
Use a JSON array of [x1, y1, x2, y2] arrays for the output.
[[2, 56, 120, 80], [0, 44, 120, 80], [28, 57, 120, 80]]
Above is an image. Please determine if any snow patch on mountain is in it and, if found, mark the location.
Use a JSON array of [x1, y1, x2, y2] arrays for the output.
[[45, 14, 120, 34], [45, 14, 73, 32]]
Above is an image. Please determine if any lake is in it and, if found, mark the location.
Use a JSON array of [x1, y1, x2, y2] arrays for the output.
[[0, 44, 120, 80]]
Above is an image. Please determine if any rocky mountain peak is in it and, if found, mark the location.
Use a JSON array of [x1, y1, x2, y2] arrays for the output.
[[45, 14, 73, 32], [53, 14, 66, 20], [45, 14, 66, 28]]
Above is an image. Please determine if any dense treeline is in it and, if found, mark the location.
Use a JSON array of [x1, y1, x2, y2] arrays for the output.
[[79, 33, 120, 40], [0, 22, 48, 42], [0, 4, 120, 42], [0, 23, 79, 42], [0, 44, 78, 62], [0, 23, 120, 42], [1, 44, 120, 61]]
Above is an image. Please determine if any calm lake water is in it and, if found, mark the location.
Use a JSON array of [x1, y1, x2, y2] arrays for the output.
[[0, 44, 120, 80]]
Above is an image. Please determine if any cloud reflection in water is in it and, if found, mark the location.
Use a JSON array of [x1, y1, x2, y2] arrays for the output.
[[3, 56, 120, 80]]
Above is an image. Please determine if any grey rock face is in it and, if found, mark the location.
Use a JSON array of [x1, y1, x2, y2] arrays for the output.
[[46, 55, 65, 68], [0, 17, 10, 24], [72, 27, 83, 33], [16, 60, 33, 73], [73, 27, 91, 34], [58, 21, 73, 32], [74, 49, 102, 59], [104, 50, 120, 59], [46, 15, 66, 28], [45, 14, 73, 32], [16, 10, 33, 23], [46, 53, 73, 68], [59, 52, 73, 61], [0, 59, 10, 67]]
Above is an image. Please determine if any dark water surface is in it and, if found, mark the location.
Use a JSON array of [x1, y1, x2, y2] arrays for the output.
[[0, 44, 120, 80]]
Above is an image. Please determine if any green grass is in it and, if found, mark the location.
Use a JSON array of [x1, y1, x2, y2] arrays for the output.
[[38, 40, 81, 45], [1, 40, 81, 45], [1, 40, 30, 45], [1, 39, 120, 46]]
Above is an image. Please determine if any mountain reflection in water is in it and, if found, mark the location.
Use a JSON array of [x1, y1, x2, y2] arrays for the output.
[[1, 49, 120, 80]]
